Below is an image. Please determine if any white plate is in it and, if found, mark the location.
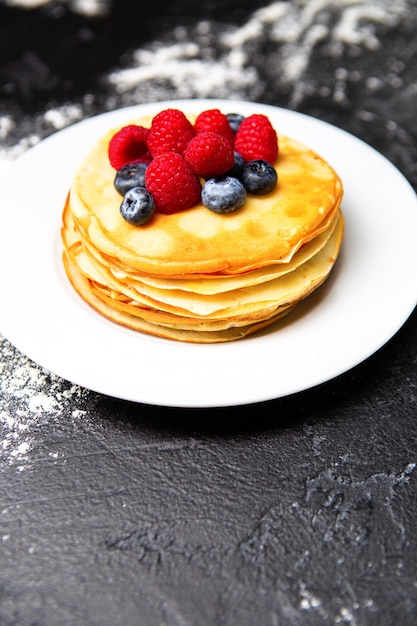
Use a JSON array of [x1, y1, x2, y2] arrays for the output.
[[0, 99, 416, 408]]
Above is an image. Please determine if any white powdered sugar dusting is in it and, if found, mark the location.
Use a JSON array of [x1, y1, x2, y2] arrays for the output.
[[43, 103, 84, 130], [0, 336, 89, 468], [107, 0, 410, 105], [0, 104, 84, 171], [0, 132, 41, 170], [108, 39, 258, 99], [3, 0, 111, 16], [0, 115, 15, 140]]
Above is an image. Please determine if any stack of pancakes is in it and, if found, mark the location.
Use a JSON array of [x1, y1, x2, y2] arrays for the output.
[[62, 114, 344, 343]]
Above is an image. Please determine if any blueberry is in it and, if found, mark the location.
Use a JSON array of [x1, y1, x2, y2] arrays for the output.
[[114, 162, 148, 195], [120, 187, 155, 225], [226, 113, 245, 134], [202, 176, 246, 214], [225, 151, 246, 179], [242, 159, 278, 195]]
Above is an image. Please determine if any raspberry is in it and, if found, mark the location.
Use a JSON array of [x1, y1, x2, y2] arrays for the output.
[[147, 109, 196, 157], [184, 132, 234, 178], [234, 114, 278, 163], [194, 109, 235, 147], [145, 152, 202, 214], [108, 125, 151, 170]]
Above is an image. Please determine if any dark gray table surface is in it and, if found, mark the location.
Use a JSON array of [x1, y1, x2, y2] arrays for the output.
[[1, 1, 417, 624]]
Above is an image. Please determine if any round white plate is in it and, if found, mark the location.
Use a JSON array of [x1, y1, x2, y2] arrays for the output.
[[0, 99, 416, 408]]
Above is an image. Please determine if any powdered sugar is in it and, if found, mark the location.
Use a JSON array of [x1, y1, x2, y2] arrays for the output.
[[0, 115, 14, 140], [4, 0, 111, 16], [0, 132, 40, 171], [0, 336, 89, 467], [44, 103, 83, 130], [108, 39, 258, 100], [103, 0, 411, 110]]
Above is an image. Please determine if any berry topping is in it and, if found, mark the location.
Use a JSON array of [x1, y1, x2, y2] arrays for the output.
[[108, 107, 280, 223], [226, 113, 245, 134], [108, 125, 151, 170], [242, 159, 278, 195], [120, 187, 155, 225], [202, 177, 246, 214], [184, 132, 234, 178], [147, 108, 196, 157], [194, 109, 235, 147], [114, 162, 148, 195], [234, 114, 278, 163], [145, 152, 202, 215]]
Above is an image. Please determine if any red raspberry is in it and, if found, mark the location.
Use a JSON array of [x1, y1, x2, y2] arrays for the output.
[[108, 125, 151, 170], [184, 132, 234, 178], [147, 109, 196, 157], [194, 109, 235, 147], [145, 152, 202, 215], [234, 114, 278, 163]]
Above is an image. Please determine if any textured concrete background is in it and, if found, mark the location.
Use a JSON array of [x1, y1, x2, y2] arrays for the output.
[[1, 1, 417, 624]]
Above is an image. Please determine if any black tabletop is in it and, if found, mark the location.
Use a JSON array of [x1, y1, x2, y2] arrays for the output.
[[1, 1, 417, 625]]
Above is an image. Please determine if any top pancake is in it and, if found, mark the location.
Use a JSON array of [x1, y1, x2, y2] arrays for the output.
[[69, 113, 343, 277]]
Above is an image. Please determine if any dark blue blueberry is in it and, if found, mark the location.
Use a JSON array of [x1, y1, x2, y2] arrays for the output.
[[114, 162, 148, 195], [120, 186, 155, 225], [226, 113, 245, 134], [225, 151, 246, 179], [201, 176, 246, 214], [242, 159, 278, 195]]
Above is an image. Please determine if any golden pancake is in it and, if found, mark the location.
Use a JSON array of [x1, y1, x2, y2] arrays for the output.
[[62, 107, 344, 342], [63, 200, 343, 318], [63, 251, 298, 343]]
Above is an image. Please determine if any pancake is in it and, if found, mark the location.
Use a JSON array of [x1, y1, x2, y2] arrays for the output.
[[62, 107, 344, 342], [70, 122, 342, 274]]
